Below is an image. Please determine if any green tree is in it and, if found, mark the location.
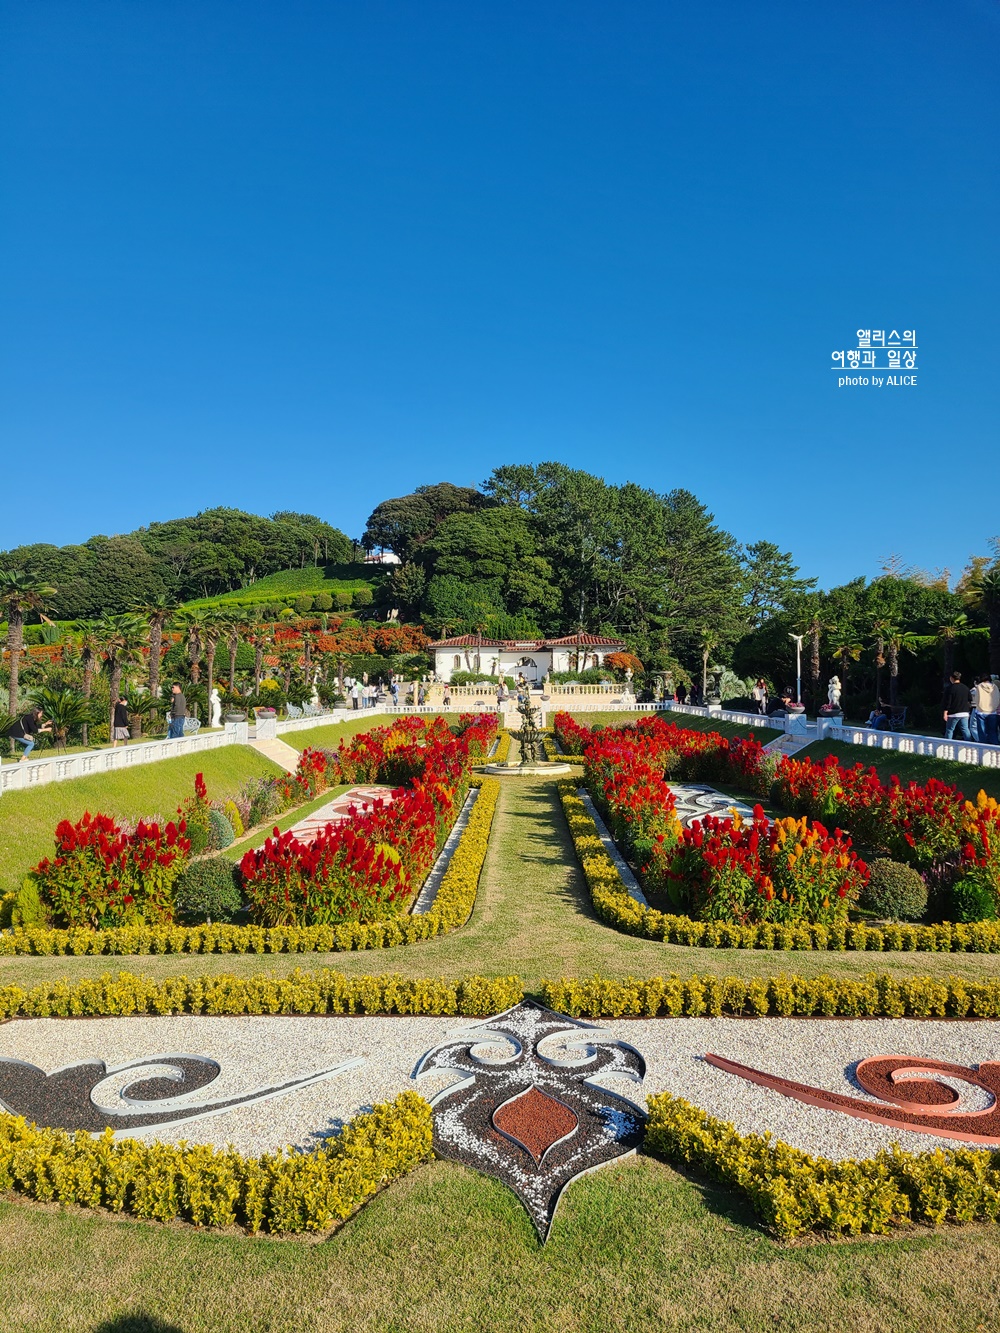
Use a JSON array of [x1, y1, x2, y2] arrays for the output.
[[362, 484, 485, 560], [131, 592, 178, 698], [740, 541, 816, 629], [0, 571, 56, 716]]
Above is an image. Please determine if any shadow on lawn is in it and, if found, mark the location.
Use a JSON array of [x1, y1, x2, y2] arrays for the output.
[[93, 1313, 184, 1333]]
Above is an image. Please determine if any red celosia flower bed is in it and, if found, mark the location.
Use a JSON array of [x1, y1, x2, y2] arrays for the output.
[[33, 812, 190, 929], [664, 807, 867, 926], [240, 714, 496, 926]]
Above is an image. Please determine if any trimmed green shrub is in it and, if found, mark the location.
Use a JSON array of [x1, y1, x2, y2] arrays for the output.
[[12, 878, 48, 928], [353, 586, 373, 607], [862, 859, 929, 922], [294, 595, 314, 612], [173, 858, 244, 924], [207, 807, 235, 850], [335, 590, 353, 609], [952, 875, 999, 922], [313, 592, 333, 611]]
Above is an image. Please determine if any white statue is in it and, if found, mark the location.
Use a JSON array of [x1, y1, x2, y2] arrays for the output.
[[310, 683, 320, 707], [210, 687, 222, 728], [827, 675, 842, 709]]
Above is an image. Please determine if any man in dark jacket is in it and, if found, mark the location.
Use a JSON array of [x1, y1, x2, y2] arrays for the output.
[[942, 672, 972, 740], [168, 683, 187, 739]]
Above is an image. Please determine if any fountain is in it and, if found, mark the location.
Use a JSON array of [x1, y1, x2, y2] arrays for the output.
[[483, 693, 572, 777]]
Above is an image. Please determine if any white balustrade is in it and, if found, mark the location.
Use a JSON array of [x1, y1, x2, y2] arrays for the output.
[[827, 724, 1000, 770]]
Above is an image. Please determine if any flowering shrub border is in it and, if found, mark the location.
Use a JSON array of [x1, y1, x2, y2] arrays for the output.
[[0, 1091, 432, 1235], [0, 778, 499, 957], [645, 1091, 1000, 1239], [558, 779, 1000, 952]]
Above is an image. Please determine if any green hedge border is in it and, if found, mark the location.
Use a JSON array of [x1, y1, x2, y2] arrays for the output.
[[540, 971, 1000, 1018], [0, 1090, 432, 1235], [558, 779, 1000, 954], [0, 968, 523, 1020], [0, 777, 500, 958], [645, 1091, 1000, 1239]]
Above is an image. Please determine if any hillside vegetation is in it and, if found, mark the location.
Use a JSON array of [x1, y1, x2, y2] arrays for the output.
[[180, 563, 382, 612]]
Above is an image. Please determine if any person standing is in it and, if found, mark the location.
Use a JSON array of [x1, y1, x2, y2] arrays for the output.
[[942, 671, 972, 741], [350, 681, 361, 711], [390, 679, 399, 708], [168, 684, 187, 739], [676, 682, 687, 704], [112, 695, 130, 747], [9, 706, 50, 760], [751, 679, 768, 714], [971, 674, 1000, 745]]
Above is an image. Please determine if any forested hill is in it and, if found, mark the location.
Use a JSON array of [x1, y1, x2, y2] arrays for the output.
[[0, 509, 352, 620]]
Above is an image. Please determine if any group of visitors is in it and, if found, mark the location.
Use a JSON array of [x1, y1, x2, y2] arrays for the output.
[[941, 671, 1000, 742], [347, 681, 381, 710], [7, 690, 138, 761]]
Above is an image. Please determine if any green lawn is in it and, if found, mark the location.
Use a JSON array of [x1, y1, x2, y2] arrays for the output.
[[798, 738, 1000, 802], [3, 1151, 999, 1332], [0, 748, 283, 899]]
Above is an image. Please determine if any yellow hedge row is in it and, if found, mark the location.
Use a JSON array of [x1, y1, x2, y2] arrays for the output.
[[645, 1092, 1000, 1239], [558, 780, 1000, 953], [0, 968, 523, 1020], [490, 731, 512, 765], [540, 971, 1000, 1018], [0, 1091, 432, 1234], [0, 778, 500, 958]]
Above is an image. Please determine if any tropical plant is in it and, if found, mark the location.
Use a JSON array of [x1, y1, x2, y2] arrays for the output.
[[962, 564, 1000, 675], [828, 633, 863, 705], [132, 593, 178, 697], [26, 686, 92, 749], [93, 612, 147, 737], [69, 620, 101, 747], [0, 570, 56, 717]]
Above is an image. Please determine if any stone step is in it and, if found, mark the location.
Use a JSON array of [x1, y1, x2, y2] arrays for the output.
[[247, 737, 301, 774]]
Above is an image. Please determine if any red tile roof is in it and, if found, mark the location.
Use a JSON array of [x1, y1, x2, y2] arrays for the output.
[[433, 632, 626, 650]]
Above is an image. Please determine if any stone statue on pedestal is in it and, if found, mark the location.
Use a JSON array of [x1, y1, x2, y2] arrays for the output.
[[210, 688, 222, 728], [827, 675, 842, 709]]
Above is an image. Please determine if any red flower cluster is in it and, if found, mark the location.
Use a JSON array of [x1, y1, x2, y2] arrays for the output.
[[240, 714, 495, 926], [33, 811, 190, 929], [664, 807, 867, 926]]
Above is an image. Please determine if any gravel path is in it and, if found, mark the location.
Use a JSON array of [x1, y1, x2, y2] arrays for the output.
[[4, 1013, 1000, 1160]]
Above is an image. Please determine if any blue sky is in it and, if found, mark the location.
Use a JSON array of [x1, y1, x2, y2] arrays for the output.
[[2, 1, 998, 589]]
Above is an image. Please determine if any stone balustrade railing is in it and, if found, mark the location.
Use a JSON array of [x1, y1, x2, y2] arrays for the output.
[[0, 725, 242, 796], [827, 722, 1000, 770]]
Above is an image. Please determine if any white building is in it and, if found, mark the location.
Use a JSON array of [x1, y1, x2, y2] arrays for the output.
[[431, 632, 627, 683]]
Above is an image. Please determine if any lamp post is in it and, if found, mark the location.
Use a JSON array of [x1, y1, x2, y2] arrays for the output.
[[789, 634, 804, 706]]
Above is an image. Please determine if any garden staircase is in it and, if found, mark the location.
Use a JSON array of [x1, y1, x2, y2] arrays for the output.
[[247, 736, 301, 774], [763, 728, 815, 759]]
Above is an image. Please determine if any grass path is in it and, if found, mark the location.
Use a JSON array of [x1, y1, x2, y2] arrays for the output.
[[5, 776, 1000, 992]]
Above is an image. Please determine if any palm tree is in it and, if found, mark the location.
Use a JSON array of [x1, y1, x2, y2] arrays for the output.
[[829, 633, 863, 706], [93, 612, 147, 739], [69, 620, 101, 747], [698, 630, 718, 699], [963, 567, 1000, 675], [27, 686, 92, 749], [217, 610, 246, 693], [872, 619, 920, 706], [173, 609, 208, 684], [932, 613, 970, 682], [132, 593, 178, 697], [201, 610, 224, 726], [0, 571, 56, 716], [795, 604, 834, 712]]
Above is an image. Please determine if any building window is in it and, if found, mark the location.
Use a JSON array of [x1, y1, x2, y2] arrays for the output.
[[453, 656, 461, 670]]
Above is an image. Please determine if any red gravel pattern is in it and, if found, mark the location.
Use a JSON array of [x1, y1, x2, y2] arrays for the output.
[[492, 1086, 578, 1164]]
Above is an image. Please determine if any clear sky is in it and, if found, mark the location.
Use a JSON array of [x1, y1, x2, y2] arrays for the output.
[[2, 1, 998, 589]]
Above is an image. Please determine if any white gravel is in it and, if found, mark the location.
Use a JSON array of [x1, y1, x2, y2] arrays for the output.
[[3, 1013, 1000, 1161]]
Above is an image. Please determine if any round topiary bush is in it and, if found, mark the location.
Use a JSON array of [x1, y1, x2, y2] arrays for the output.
[[313, 592, 333, 611], [861, 858, 929, 921], [207, 807, 235, 850], [173, 859, 243, 924], [294, 595, 314, 613]]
